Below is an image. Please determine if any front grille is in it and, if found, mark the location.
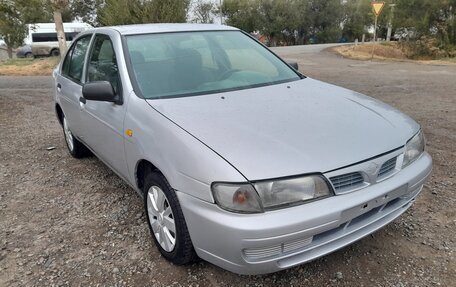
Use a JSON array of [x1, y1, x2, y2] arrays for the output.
[[330, 172, 364, 191], [378, 157, 397, 177]]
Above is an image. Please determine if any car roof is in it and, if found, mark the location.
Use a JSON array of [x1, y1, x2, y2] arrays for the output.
[[103, 23, 239, 35]]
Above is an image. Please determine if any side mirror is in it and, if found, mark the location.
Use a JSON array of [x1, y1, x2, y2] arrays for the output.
[[82, 81, 122, 105], [287, 61, 299, 71]]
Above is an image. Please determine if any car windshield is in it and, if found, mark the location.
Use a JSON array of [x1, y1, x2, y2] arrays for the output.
[[125, 31, 301, 99]]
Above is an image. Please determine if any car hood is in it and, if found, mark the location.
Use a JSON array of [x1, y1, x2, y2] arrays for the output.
[[147, 78, 419, 180]]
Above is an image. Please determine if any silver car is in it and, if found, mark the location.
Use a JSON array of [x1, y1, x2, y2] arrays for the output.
[[53, 24, 432, 275]]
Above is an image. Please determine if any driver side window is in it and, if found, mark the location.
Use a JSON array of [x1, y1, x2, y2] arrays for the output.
[[87, 34, 120, 94]]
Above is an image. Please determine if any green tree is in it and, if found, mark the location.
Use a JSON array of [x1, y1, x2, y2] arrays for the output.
[[98, 0, 190, 26], [304, 0, 344, 43], [70, 0, 103, 26], [97, 0, 143, 26], [293, 0, 310, 44], [222, 0, 345, 45], [146, 0, 190, 23], [395, 0, 456, 46], [192, 0, 216, 23], [222, 0, 259, 33], [0, 0, 98, 59], [257, 0, 300, 46], [0, 0, 27, 58], [0, 0, 53, 58], [222, 0, 300, 45], [342, 0, 373, 42]]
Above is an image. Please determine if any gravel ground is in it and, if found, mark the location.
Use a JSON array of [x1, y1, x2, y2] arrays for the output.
[[0, 48, 455, 287]]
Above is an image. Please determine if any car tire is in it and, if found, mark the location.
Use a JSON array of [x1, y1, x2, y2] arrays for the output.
[[62, 116, 88, 158], [25, 52, 34, 59], [50, 49, 60, 57], [144, 171, 197, 265]]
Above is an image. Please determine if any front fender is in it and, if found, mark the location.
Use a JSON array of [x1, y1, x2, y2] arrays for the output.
[[124, 93, 246, 202]]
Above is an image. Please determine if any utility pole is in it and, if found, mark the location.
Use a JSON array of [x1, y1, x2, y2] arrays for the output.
[[386, 3, 397, 42]]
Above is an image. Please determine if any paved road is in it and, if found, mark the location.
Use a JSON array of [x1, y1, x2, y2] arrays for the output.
[[1, 48, 455, 286], [271, 42, 350, 55]]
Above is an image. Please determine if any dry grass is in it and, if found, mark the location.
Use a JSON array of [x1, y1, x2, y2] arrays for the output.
[[0, 57, 59, 76], [330, 42, 456, 65], [330, 42, 407, 60]]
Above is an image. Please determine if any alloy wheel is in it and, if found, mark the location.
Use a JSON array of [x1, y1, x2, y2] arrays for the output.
[[63, 117, 74, 152], [147, 185, 176, 252]]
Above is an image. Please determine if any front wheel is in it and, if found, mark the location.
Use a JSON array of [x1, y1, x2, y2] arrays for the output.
[[144, 172, 197, 265]]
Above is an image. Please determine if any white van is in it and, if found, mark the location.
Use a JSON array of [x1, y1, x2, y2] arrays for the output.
[[26, 22, 91, 57]]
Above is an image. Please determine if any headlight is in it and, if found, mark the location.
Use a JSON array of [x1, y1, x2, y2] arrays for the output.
[[402, 130, 425, 167], [254, 175, 332, 209], [212, 175, 332, 213]]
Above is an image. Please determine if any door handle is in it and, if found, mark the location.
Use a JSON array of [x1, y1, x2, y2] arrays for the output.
[[56, 83, 61, 92], [79, 97, 86, 104]]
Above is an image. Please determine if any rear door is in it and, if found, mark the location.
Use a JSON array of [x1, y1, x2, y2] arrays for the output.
[[55, 34, 92, 139], [79, 33, 129, 178]]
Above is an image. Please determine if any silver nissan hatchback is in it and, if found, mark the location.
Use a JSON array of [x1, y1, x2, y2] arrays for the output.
[[53, 24, 432, 275]]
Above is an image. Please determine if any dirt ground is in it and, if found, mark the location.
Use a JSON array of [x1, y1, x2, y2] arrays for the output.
[[0, 47, 455, 287]]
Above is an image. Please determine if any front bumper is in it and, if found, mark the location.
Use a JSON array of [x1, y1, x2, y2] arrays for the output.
[[177, 152, 432, 275]]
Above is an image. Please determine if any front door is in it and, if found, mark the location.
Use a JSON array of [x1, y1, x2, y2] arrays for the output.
[[80, 33, 129, 179]]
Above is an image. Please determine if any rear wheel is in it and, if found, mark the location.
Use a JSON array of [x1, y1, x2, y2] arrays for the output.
[[50, 49, 60, 57], [62, 116, 88, 158], [144, 172, 197, 264]]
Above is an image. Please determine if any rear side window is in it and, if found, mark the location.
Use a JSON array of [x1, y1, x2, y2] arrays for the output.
[[62, 35, 91, 83]]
